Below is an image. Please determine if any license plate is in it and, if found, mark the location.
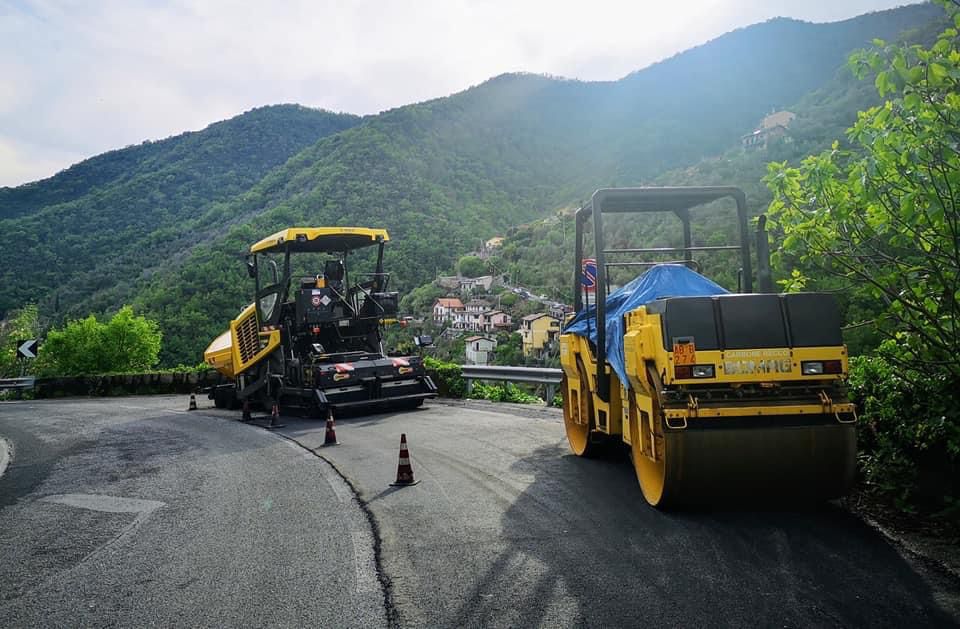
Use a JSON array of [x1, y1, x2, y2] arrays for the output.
[[672, 337, 696, 366]]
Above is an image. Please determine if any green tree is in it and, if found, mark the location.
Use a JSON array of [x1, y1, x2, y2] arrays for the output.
[[41, 307, 162, 375], [766, 1, 960, 380], [102, 306, 163, 372], [765, 3, 960, 509], [494, 332, 524, 366], [457, 256, 487, 278], [0, 304, 41, 376]]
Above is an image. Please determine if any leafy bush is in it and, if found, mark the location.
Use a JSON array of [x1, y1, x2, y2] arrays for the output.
[[848, 340, 959, 513], [468, 382, 542, 405], [424, 357, 465, 398], [552, 391, 563, 408], [39, 306, 162, 376], [0, 303, 41, 377]]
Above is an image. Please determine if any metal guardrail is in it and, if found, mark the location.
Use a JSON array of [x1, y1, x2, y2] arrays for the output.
[[460, 365, 562, 405], [0, 376, 36, 396]]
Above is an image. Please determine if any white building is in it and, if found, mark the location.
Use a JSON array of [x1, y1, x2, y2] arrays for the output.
[[465, 335, 497, 365]]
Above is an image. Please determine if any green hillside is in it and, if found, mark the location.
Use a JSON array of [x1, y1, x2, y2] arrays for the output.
[[1, 3, 944, 366], [0, 105, 360, 315], [487, 7, 950, 305]]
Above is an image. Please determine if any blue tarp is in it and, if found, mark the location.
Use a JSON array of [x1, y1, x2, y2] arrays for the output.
[[564, 264, 729, 388]]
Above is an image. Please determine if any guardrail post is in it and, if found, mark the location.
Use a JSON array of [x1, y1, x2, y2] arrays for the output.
[[545, 384, 556, 407], [465, 378, 473, 396]]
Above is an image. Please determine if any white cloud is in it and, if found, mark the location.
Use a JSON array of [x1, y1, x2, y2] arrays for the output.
[[0, 0, 924, 187], [0, 134, 84, 186]]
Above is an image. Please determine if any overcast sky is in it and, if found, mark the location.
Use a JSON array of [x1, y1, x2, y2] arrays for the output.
[[0, 0, 922, 187]]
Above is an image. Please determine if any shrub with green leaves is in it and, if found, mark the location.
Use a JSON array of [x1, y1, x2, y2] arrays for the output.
[[424, 356, 465, 398], [40, 306, 162, 376], [468, 382, 542, 405], [848, 341, 959, 512]]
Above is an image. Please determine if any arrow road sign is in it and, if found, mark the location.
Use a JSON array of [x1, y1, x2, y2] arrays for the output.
[[17, 339, 38, 360]]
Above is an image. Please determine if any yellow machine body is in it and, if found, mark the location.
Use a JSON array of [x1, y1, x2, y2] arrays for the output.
[[560, 305, 857, 507], [203, 303, 281, 379]]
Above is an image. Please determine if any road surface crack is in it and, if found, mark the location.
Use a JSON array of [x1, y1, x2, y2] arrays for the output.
[[272, 433, 400, 629]]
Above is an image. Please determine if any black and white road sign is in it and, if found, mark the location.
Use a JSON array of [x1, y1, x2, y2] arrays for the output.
[[16, 339, 38, 359]]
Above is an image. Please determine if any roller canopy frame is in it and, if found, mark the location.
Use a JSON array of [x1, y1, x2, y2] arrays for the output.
[[572, 186, 772, 402]]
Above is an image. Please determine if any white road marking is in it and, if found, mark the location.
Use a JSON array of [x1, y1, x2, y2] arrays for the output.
[[40, 494, 167, 559], [41, 493, 165, 513], [0, 436, 10, 480], [351, 530, 379, 594]]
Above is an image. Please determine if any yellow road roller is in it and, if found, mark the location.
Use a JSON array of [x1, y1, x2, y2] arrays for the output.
[[559, 187, 856, 507]]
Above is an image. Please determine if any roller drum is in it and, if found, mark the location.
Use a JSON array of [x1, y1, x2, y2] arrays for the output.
[[635, 421, 856, 508]]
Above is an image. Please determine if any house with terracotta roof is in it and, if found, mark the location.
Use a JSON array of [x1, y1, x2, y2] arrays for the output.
[[432, 297, 464, 323]]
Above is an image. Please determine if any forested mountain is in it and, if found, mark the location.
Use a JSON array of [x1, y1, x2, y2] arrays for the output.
[[0, 105, 360, 314], [1, 3, 944, 365], [488, 7, 950, 304]]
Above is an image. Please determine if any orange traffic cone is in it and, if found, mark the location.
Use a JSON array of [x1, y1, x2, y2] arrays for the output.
[[391, 433, 420, 486], [241, 399, 252, 422], [322, 410, 339, 446], [188, 394, 197, 411], [265, 403, 285, 430]]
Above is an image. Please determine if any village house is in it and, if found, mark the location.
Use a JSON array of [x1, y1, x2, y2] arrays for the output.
[[465, 335, 497, 365], [520, 313, 561, 357], [484, 310, 512, 332], [453, 305, 513, 333], [435, 274, 504, 294], [477, 237, 504, 260], [741, 110, 796, 150], [548, 303, 574, 321], [432, 297, 464, 323]]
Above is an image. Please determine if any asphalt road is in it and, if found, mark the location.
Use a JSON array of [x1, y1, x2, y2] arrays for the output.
[[0, 396, 385, 628], [271, 400, 960, 628], [2, 396, 958, 628]]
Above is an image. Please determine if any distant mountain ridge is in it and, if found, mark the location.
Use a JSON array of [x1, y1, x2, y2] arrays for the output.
[[0, 105, 360, 314], [0, 2, 944, 365]]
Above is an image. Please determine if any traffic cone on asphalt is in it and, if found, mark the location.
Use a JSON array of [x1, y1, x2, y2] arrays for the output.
[[188, 394, 197, 411], [241, 399, 252, 422], [322, 410, 339, 446], [391, 433, 420, 486], [265, 403, 285, 430]]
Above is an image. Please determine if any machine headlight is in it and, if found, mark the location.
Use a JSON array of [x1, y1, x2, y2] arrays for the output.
[[675, 364, 715, 379], [802, 360, 842, 375], [692, 365, 715, 378]]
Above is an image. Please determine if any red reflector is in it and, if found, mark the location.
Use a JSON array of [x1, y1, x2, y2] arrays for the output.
[[334, 363, 354, 373], [392, 358, 410, 367], [823, 360, 842, 374], [674, 365, 692, 379]]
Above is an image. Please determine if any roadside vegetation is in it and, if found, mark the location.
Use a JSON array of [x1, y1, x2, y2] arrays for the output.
[[767, 1, 960, 513]]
